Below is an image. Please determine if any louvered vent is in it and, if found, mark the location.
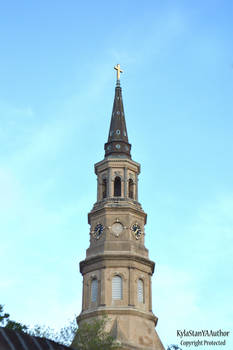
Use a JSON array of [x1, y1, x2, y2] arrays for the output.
[[138, 279, 144, 303], [112, 275, 122, 299], [91, 278, 98, 302]]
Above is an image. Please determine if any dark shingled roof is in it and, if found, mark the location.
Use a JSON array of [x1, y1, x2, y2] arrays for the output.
[[104, 80, 131, 158], [0, 327, 75, 350]]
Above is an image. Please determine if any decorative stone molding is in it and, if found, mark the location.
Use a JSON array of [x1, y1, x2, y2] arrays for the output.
[[90, 274, 98, 280], [134, 274, 145, 283], [77, 308, 158, 326], [81, 253, 154, 271], [110, 270, 127, 281]]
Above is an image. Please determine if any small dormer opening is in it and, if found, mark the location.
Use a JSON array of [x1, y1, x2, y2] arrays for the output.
[[102, 179, 107, 199], [128, 179, 134, 199], [114, 177, 121, 197]]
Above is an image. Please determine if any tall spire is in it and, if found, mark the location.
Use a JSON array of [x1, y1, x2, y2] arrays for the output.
[[104, 65, 131, 158]]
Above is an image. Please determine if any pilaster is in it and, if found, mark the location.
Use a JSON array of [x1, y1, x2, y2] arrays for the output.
[[124, 167, 127, 197], [128, 267, 135, 306], [149, 273, 152, 312], [100, 267, 106, 306]]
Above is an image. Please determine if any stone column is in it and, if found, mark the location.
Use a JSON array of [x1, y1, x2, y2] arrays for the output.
[[149, 274, 152, 312], [107, 168, 111, 197], [98, 278, 101, 306], [84, 279, 89, 310], [82, 279, 85, 311], [135, 175, 138, 201], [124, 167, 127, 197], [121, 175, 124, 197], [100, 268, 106, 306], [128, 267, 135, 306], [97, 177, 100, 201], [109, 168, 113, 197]]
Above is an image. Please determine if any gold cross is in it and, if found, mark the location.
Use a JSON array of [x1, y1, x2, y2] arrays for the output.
[[114, 64, 123, 80]]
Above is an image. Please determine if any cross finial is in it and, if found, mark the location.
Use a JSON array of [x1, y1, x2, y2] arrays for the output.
[[114, 64, 123, 81]]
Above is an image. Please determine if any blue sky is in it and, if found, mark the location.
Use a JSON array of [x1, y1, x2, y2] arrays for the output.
[[0, 1, 233, 349]]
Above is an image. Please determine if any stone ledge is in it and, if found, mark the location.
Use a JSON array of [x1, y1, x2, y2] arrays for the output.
[[88, 204, 147, 224], [80, 253, 155, 274], [77, 307, 158, 326], [94, 158, 141, 174]]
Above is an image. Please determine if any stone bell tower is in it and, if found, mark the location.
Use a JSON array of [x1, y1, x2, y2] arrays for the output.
[[73, 65, 165, 350]]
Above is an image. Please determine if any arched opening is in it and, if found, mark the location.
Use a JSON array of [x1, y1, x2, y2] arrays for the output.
[[114, 177, 121, 197], [102, 178, 107, 199], [128, 179, 134, 199], [112, 275, 122, 300], [138, 279, 144, 303], [91, 278, 98, 302]]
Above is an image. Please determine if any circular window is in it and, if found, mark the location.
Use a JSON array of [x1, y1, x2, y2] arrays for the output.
[[116, 144, 121, 149], [116, 129, 121, 135], [116, 111, 120, 115]]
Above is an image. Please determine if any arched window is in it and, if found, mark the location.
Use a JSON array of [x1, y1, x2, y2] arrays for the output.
[[138, 279, 144, 303], [112, 275, 122, 300], [91, 278, 98, 302], [114, 177, 121, 197], [102, 179, 107, 199], [128, 179, 134, 199]]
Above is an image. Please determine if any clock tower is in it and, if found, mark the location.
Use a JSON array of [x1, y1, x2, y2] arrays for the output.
[[73, 66, 165, 350]]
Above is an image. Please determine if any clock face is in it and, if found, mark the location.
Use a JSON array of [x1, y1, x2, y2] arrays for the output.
[[131, 223, 142, 240], [92, 223, 104, 240], [111, 222, 123, 237]]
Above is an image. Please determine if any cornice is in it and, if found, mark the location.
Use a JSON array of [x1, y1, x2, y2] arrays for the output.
[[80, 253, 155, 274], [77, 307, 158, 326], [95, 157, 141, 174], [88, 202, 147, 224]]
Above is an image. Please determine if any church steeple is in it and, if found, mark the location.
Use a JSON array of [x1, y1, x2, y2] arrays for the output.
[[73, 65, 165, 350], [104, 65, 131, 158]]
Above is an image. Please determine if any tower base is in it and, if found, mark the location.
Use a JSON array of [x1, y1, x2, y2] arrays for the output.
[[72, 309, 165, 350]]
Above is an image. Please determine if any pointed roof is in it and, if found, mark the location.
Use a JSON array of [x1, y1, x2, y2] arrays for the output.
[[104, 77, 131, 158]]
